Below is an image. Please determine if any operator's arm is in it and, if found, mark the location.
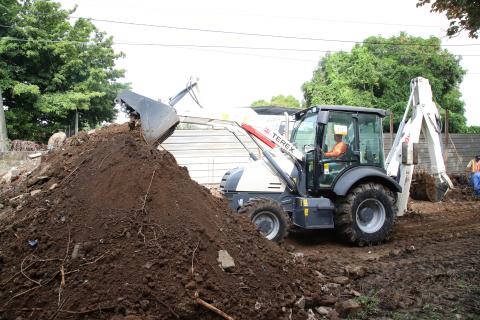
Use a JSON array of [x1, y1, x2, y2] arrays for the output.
[[325, 142, 347, 158]]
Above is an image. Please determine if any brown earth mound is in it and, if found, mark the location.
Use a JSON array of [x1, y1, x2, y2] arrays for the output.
[[0, 125, 323, 320], [410, 171, 478, 202]]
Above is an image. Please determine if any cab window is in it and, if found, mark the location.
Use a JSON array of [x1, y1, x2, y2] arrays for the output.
[[358, 113, 383, 166], [291, 112, 317, 153]]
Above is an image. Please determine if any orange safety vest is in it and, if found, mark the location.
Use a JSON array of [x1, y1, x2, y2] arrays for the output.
[[468, 159, 480, 173]]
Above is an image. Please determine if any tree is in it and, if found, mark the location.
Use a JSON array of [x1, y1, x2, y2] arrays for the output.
[[417, 0, 480, 38], [302, 33, 469, 133], [0, 0, 127, 142], [251, 95, 301, 108]]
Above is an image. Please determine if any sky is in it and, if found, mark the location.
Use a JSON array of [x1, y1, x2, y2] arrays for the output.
[[58, 0, 480, 126]]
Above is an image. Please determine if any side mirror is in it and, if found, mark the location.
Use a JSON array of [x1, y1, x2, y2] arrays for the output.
[[317, 111, 329, 124]]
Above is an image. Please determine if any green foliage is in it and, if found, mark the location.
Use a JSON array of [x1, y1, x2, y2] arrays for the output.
[[0, 0, 128, 141], [417, 0, 480, 38], [354, 294, 380, 319], [251, 94, 301, 108], [302, 33, 472, 133]]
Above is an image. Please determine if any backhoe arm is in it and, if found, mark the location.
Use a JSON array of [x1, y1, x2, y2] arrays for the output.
[[385, 77, 453, 215]]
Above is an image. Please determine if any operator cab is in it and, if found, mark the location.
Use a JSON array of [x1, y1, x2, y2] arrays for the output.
[[291, 106, 386, 196]]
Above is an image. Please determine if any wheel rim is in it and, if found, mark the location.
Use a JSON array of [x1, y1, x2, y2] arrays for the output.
[[355, 198, 386, 234], [252, 210, 280, 240]]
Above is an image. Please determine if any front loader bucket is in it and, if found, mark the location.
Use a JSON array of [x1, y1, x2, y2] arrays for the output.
[[116, 90, 179, 145]]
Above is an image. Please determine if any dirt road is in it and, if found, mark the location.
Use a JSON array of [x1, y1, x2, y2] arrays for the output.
[[285, 198, 480, 319]]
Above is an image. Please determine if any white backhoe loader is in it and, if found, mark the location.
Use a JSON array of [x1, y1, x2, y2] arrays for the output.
[[115, 77, 451, 245]]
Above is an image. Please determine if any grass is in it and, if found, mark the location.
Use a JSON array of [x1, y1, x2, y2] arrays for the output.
[[352, 293, 380, 319]]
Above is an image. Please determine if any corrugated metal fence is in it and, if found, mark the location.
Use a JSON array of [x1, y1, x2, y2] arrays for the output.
[[162, 130, 480, 185]]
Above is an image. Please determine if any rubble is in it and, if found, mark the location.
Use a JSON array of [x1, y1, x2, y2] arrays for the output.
[[217, 249, 235, 270], [344, 265, 367, 279], [335, 299, 361, 317]]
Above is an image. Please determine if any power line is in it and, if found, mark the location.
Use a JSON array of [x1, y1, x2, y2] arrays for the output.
[[3, 17, 480, 49], [69, 16, 480, 48], [2, 36, 480, 72], [2, 36, 480, 58], [57, 3, 447, 29]]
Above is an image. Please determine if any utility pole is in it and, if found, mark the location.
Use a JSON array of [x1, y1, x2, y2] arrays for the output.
[[0, 89, 8, 152], [74, 109, 79, 135], [443, 109, 449, 167]]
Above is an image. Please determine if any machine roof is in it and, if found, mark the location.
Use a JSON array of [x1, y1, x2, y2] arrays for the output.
[[295, 105, 387, 118]]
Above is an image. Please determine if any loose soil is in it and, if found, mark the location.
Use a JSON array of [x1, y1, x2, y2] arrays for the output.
[[0, 125, 324, 320], [286, 193, 480, 319]]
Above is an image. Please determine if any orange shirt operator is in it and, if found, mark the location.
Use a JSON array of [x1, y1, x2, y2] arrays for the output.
[[324, 134, 348, 158]]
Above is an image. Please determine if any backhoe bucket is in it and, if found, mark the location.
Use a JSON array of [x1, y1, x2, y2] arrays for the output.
[[115, 90, 179, 145]]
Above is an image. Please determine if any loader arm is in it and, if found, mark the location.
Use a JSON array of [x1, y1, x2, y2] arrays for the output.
[[115, 89, 303, 192], [385, 77, 453, 216]]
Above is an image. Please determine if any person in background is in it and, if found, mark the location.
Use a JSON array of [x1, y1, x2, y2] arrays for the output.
[[465, 155, 480, 197]]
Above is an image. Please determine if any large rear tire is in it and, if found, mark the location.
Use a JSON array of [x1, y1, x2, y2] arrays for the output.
[[238, 198, 288, 242], [335, 183, 396, 246]]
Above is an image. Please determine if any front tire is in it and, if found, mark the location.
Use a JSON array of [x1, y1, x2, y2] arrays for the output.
[[238, 198, 288, 242], [335, 183, 396, 246]]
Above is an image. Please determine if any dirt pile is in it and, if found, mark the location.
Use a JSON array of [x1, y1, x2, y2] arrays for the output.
[[444, 174, 478, 202], [0, 125, 325, 320], [410, 171, 478, 202]]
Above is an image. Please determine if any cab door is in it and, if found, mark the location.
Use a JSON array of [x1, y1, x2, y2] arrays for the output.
[[318, 111, 359, 189]]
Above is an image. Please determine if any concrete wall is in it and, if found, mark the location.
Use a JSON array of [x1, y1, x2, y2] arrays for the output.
[[0, 151, 34, 175], [163, 130, 480, 185], [384, 134, 480, 175]]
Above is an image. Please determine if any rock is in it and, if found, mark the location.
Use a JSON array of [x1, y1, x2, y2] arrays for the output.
[[28, 152, 42, 159], [1, 167, 19, 184], [30, 189, 42, 196], [320, 295, 339, 305], [344, 265, 367, 279], [314, 270, 326, 279], [325, 282, 340, 289], [286, 245, 295, 252], [49, 183, 58, 190], [406, 245, 416, 253], [315, 306, 331, 316], [9, 194, 26, 204], [332, 276, 350, 285], [335, 299, 361, 317], [306, 309, 317, 320], [348, 289, 362, 297], [0, 203, 3, 209], [292, 252, 304, 260], [327, 309, 340, 320], [87, 129, 96, 135], [71, 243, 82, 259], [144, 262, 153, 269], [48, 132, 67, 150], [217, 250, 235, 270], [295, 296, 305, 310]]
